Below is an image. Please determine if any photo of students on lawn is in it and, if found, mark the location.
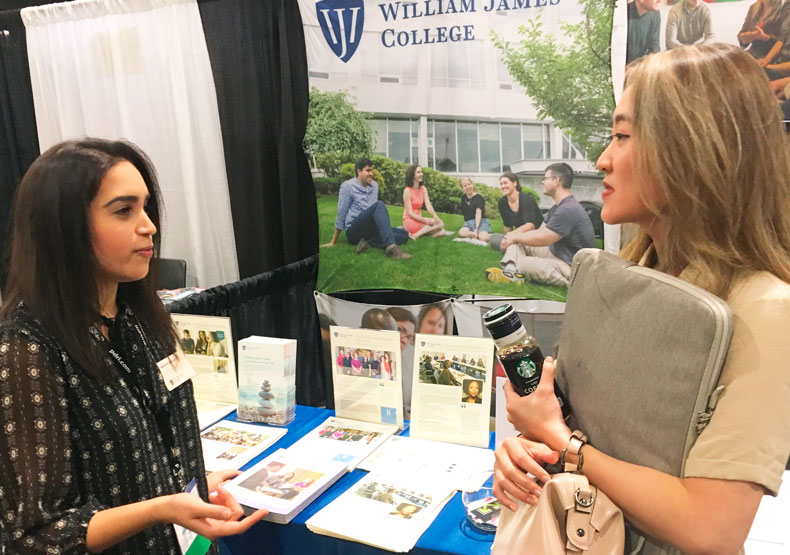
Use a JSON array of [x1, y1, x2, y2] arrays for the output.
[[316, 157, 601, 301], [485, 163, 595, 288], [321, 157, 411, 260]]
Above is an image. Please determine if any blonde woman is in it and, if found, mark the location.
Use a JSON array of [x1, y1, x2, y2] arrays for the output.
[[456, 177, 491, 243], [494, 44, 790, 554]]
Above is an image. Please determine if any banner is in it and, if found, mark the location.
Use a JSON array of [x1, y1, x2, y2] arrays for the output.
[[303, 0, 617, 299], [315, 292, 454, 415]]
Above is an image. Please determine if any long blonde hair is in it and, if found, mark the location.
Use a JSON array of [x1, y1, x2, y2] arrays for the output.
[[620, 43, 790, 297]]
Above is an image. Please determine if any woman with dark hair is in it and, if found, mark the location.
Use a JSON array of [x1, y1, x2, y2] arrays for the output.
[[462, 379, 483, 404], [195, 329, 209, 354], [738, 0, 785, 66], [489, 171, 543, 252], [402, 164, 449, 239], [0, 139, 265, 553], [416, 303, 448, 335], [494, 45, 790, 553]]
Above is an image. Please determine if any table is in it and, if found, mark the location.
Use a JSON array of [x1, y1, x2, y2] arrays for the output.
[[217, 405, 496, 554]]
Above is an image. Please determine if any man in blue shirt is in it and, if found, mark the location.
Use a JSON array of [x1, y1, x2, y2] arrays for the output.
[[486, 163, 595, 287], [322, 157, 411, 259]]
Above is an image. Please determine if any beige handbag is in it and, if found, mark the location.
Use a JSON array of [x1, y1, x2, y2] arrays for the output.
[[491, 472, 624, 554]]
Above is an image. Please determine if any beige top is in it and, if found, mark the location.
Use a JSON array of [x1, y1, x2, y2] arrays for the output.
[[684, 271, 790, 496]]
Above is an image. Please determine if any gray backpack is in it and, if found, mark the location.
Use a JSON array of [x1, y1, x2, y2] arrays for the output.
[[554, 249, 733, 555]]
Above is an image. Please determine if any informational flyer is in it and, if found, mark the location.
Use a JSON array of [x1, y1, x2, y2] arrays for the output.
[[359, 435, 494, 493], [170, 314, 237, 428], [306, 471, 456, 553], [200, 419, 287, 472], [329, 326, 404, 429], [286, 416, 398, 471], [410, 334, 494, 448]]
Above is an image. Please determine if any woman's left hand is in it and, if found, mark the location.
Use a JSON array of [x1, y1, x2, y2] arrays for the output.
[[503, 356, 570, 451], [493, 436, 558, 511], [207, 470, 241, 493]]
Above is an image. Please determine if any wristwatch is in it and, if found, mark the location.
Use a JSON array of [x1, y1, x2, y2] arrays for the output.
[[560, 430, 587, 473]]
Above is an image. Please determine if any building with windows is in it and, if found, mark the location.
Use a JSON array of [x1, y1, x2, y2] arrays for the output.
[[303, 5, 603, 209]]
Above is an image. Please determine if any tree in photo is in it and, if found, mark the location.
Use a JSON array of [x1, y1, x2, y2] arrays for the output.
[[492, 0, 615, 161], [305, 88, 375, 176]]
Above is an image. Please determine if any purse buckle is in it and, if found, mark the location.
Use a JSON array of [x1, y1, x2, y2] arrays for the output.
[[575, 488, 595, 508]]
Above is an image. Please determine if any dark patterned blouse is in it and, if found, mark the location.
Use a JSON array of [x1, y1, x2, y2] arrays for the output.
[[0, 302, 217, 554]]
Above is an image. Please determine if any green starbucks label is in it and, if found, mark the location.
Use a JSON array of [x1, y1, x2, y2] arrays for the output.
[[516, 357, 537, 379]]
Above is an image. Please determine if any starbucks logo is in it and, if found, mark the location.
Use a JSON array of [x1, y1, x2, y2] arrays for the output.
[[516, 358, 537, 379]]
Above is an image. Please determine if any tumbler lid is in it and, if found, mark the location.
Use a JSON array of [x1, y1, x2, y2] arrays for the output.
[[482, 304, 523, 341]]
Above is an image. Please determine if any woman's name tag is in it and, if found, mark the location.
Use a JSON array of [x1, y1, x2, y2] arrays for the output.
[[157, 348, 196, 391]]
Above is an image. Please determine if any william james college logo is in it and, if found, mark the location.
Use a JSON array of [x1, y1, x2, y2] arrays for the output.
[[316, 0, 364, 63]]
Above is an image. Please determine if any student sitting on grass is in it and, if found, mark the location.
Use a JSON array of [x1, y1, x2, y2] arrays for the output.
[[402, 164, 452, 240], [456, 177, 491, 244], [322, 157, 411, 260], [486, 163, 594, 287]]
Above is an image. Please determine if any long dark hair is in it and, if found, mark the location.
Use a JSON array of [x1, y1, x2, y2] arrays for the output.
[[0, 138, 178, 376], [404, 164, 422, 188], [500, 172, 522, 192]]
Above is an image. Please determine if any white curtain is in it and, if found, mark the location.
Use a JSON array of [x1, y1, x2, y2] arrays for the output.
[[22, 0, 239, 288]]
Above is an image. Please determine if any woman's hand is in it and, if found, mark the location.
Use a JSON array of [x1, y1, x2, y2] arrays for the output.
[[160, 485, 267, 540], [503, 356, 570, 451], [207, 470, 241, 493], [754, 26, 770, 41], [493, 436, 558, 511]]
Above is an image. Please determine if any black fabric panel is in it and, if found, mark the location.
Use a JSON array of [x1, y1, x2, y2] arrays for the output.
[[0, 9, 39, 291], [167, 255, 326, 407], [198, 0, 318, 280]]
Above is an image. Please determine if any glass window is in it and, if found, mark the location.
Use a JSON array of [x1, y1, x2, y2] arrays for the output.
[[469, 42, 486, 89], [523, 124, 545, 159], [411, 120, 419, 164], [430, 44, 448, 87], [427, 122, 435, 168], [388, 119, 411, 163], [496, 53, 512, 84], [434, 120, 457, 172], [370, 119, 388, 157], [561, 135, 583, 160], [501, 123, 522, 170], [457, 122, 479, 173], [479, 122, 500, 173], [448, 43, 469, 88]]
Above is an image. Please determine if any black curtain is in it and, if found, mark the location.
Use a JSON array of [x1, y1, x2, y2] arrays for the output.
[[0, 9, 39, 290], [166, 255, 326, 407], [198, 0, 319, 280]]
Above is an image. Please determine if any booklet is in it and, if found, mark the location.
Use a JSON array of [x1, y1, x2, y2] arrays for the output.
[[306, 471, 456, 553], [200, 419, 287, 472], [409, 334, 495, 448], [358, 435, 494, 492], [329, 326, 404, 429], [171, 314, 237, 429], [286, 416, 398, 471], [224, 449, 348, 524]]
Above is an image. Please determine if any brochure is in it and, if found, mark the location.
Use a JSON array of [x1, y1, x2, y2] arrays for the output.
[[329, 326, 404, 429], [359, 435, 494, 492], [286, 416, 398, 471], [200, 419, 287, 472], [225, 449, 348, 524], [410, 334, 495, 448], [306, 471, 456, 553], [237, 336, 297, 426], [171, 314, 237, 429]]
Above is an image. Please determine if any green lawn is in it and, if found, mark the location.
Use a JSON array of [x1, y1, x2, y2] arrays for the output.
[[315, 195, 567, 301]]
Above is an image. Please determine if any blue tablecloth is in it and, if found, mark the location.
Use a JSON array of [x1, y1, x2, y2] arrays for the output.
[[217, 405, 496, 554]]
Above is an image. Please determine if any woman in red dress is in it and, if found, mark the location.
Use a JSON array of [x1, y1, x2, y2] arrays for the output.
[[402, 164, 450, 239]]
